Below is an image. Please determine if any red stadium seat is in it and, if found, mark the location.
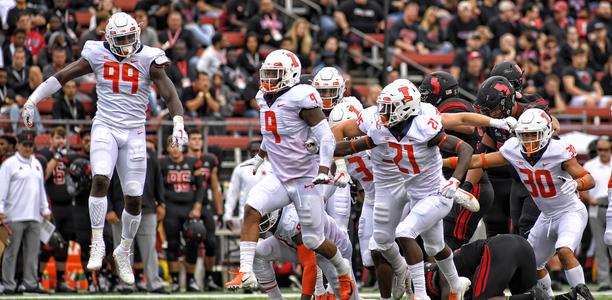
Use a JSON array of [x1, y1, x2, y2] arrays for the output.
[[363, 34, 384, 48], [78, 82, 96, 95], [69, 134, 81, 149], [199, 15, 218, 27], [38, 98, 55, 114], [565, 107, 611, 118], [232, 100, 246, 115], [353, 85, 370, 99], [75, 11, 92, 26], [114, 0, 138, 12], [81, 99, 94, 114], [207, 136, 250, 149], [225, 117, 259, 133], [35, 134, 51, 148], [224, 32, 245, 48], [0, 115, 10, 131], [394, 53, 455, 67]]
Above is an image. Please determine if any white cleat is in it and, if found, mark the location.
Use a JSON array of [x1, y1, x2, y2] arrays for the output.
[[86, 240, 105, 271], [391, 263, 407, 300], [453, 189, 480, 212], [225, 271, 259, 291], [113, 247, 135, 285], [449, 277, 471, 300]]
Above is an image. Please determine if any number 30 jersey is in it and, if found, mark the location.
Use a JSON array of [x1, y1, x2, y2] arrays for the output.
[[499, 137, 582, 218], [358, 103, 444, 198], [81, 41, 167, 128], [256, 84, 323, 182]]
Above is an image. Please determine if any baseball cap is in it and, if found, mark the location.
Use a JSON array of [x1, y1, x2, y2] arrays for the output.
[[17, 130, 35, 145], [553, 1, 568, 12]]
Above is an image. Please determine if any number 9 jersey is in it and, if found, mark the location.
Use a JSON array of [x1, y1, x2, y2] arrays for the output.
[[499, 137, 582, 217], [81, 41, 168, 128]]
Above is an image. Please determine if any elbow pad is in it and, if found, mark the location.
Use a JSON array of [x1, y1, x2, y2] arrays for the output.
[[311, 120, 335, 169]]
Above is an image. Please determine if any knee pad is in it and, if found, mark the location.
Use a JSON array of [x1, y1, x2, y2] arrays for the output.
[[371, 230, 394, 251], [255, 239, 274, 257], [302, 233, 324, 250], [125, 181, 143, 197], [604, 231, 612, 246]]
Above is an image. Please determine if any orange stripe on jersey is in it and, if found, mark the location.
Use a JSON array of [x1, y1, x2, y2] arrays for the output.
[[350, 140, 358, 153], [437, 134, 448, 146], [455, 140, 465, 153]]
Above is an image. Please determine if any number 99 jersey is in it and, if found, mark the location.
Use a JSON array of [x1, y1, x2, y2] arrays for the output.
[[81, 41, 168, 128], [256, 84, 323, 182], [499, 137, 582, 217]]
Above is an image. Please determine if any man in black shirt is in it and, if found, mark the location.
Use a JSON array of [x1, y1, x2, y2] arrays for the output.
[[37, 126, 75, 293], [487, 1, 522, 49], [389, 2, 428, 54], [224, 0, 259, 32], [563, 47, 611, 108], [335, 0, 384, 35], [160, 137, 204, 292], [446, 1, 479, 49]]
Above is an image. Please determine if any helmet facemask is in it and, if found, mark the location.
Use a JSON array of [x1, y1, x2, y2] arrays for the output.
[[317, 86, 342, 110], [107, 29, 140, 58], [260, 67, 286, 94], [377, 99, 417, 128], [259, 209, 281, 234], [516, 130, 548, 155]]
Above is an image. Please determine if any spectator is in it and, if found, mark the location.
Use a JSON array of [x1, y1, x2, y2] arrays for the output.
[[389, 2, 428, 55], [343, 73, 362, 100], [450, 31, 491, 79], [135, 9, 160, 48], [477, 0, 498, 25], [8, 47, 30, 98], [458, 51, 485, 95], [196, 33, 227, 77], [447, 1, 479, 49], [533, 52, 558, 87], [241, 74, 260, 118], [16, 14, 45, 63], [492, 33, 517, 65], [38, 32, 74, 68], [487, 1, 521, 49], [312, 50, 343, 76], [521, 3, 543, 32], [184, 72, 221, 117], [0, 67, 17, 122], [516, 30, 539, 63], [601, 57, 612, 96], [563, 47, 611, 107], [538, 75, 567, 114], [44, 0, 78, 41], [159, 11, 199, 61], [588, 1, 611, 42], [559, 26, 581, 66], [42, 47, 67, 80], [212, 72, 236, 117], [542, 1, 574, 44], [20, 64, 43, 99], [224, 0, 259, 32], [247, 0, 285, 48], [364, 84, 381, 107], [335, 0, 383, 35], [420, 7, 452, 54], [285, 18, 313, 60], [78, 11, 109, 51], [6, 0, 38, 35], [3, 29, 34, 68], [0, 134, 16, 164], [185, 0, 221, 47], [312, 0, 337, 40], [588, 23, 611, 72], [0, 130, 51, 295], [237, 34, 261, 77], [224, 139, 270, 226], [89, 0, 115, 31], [582, 137, 612, 292], [52, 80, 85, 127], [167, 40, 198, 96]]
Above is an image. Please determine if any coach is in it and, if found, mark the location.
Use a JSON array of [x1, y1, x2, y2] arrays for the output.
[[0, 130, 51, 294]]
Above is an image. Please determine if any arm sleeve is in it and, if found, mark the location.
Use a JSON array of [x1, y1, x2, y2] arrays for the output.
[[224, 167, 241, 220], [311, 120, 335, 169], [0, 164, 10, 214], [193, 173, 205, 204]]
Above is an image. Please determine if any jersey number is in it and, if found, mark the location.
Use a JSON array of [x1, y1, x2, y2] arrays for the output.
[[167, 170, 192, 193], [103, 62, 139, 94], [53, 162, 65, 185], [264, 111, 281, 144], [518, 169, 556, 198], [388, 142, 420, 174], [347, 156, 373, 182]]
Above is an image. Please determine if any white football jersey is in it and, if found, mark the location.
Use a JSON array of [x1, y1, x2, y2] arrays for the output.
[[274, 204, 351, 257], [358, 103, 444, 198], [500, 137, 583, 218], [346, 150, 375, 202], [81, 41, 167, 128], [256, 84, 323, 182]]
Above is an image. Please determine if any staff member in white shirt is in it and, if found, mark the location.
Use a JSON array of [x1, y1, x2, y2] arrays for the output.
[[223, 140, 271, 228], [0, 130, 51, 294], [582, 136, 612, 291]]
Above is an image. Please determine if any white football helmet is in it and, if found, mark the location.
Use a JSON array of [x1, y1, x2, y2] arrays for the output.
[[328, 100, 363, 127], [376, 79, 421, 127], [514, 108, 553, 154], [313, 67, 346, 110], [259, 49, 301, 94], [105, 12, 141, 58], [259, 209, 281, 234]]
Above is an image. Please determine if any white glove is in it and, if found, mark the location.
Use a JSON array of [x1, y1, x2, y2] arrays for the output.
[[439, 177, 461, 198], [489, 117, 517, 131], [559, 176, 578, 195], [172, 116, 189, 146], [22, 101, 36, 128], [240, 154, 264, 175], [333, 159, 352, 188], [312, 173, 332, 185], [305, 137, 319, 154]]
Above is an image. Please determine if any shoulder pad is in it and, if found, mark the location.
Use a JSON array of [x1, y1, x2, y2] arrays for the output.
[[154, 55, 170, 66]]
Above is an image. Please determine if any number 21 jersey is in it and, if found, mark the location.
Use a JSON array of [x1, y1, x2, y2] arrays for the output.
[[81, 41, 167, 128]]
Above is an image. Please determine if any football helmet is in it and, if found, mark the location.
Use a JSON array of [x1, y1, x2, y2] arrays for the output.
[[182, 219, 207, 244], [259, 209, 281, 234], [419, 71, 459, 105], [376, 79, 421, 127], [490, 61, 523, 92], [313, 67, 346, 110], [105, 12, 141, 58], [475, 76, 515, 118], [259, 49, 301, 94], [514, 108, 553, 154], [328, 100, 363, 127]]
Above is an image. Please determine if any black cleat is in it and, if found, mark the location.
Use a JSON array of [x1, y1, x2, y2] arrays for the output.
[[573, 284, 594, 300]]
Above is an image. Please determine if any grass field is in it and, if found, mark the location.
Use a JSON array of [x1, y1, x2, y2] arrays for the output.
[[3, 287, 612, 300]]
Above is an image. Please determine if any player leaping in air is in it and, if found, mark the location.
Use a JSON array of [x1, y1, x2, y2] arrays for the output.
[[21, 12, 187, 285]]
